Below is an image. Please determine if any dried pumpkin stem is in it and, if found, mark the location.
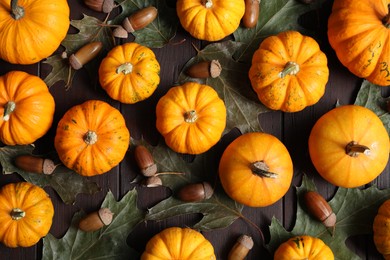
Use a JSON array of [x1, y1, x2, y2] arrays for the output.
[[279, 61, 300, 78], [184, 110, 198, 123], [250, 161, 278, 178], [345, 141, 371, 157], [202, 0, 213, 8], [116, 62, 133, 75], [3, 101, 16, 121], [84, 130, 98, 145], [11, 208, 25, 220], [383, 4, 390, 27], [11, 0, 24, 20]]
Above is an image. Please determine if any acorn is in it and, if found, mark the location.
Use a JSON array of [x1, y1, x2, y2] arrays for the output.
[[186, 60, 222, 78], [112, 25, 129, 39], [134, 145, 157, 177], [177, 182, 213, 202], [228, 235, 254, 260], [14, 155, 57, 175], [83, 0, 115, 13], [78, 208, 114, 232], [242, 0, 260, 28], [304, 191, 336, 234], [122, 6, 158, 33], [69, 41, 103, 70]]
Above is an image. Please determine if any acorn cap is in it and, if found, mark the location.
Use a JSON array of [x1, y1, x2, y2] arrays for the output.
[[144, 176, 162, 187], [98, 208, 114, 226], [202, 182, 214, 200], [210, 60, 222, 78], [323, 212, 337, 228], [102, 0, 115, 13], [69, 54, 82, 70], [112, 26, 128, 38], [42, 159, 56, 175]]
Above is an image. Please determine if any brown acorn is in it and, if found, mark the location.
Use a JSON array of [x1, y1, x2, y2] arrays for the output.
[[122, 6, 158, 33], [78, 208, 114, 232], [14, 155, 57, 175], [83, 0, 115, 13], [228, 235, 254, 260], [304, 191, 336, 234], [242, 0, 260, 28], [177, 182, 213, 202], [69, 41, 103, 70], [134, 145, 157, 177], [186, 60, 222, 79]]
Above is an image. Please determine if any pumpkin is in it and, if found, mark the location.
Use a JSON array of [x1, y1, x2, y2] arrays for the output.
[[98, 42, 160, 104], [54, 100, 130, 176], [0, 71, 55, 145], [141, 227, 216, 260], [308, 105, 389, 188], [176, 0, 245, 41], [0, 0, 70, 64], [249, 30, 329, 112], [373, 199, 390, 259], [156, 82, 226, 155], [328, 0, 390, 86], [274, 235, 334, 260], [219, 132, 293, 207], [0, 182, 54, 248]]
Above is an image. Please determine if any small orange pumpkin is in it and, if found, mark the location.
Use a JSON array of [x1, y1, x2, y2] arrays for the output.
[[141, 227, 216, 260], [98, 42, 160, 104], [156, 82, 226, 155], [54, 100, 130, 176], [373, 199, 390, 259], [308, 105, 389, 188], [249, 30, 329, 112], [219, 132, 293, 207], [0, 0, 70, 64], [0, 182, 54, 248], [274, 235, 334, 259], [0, 71, 55, 145], [328, 0, 390, 86]]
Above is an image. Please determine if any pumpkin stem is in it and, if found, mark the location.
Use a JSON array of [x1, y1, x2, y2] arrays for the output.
[[3, 101, 16, 121], [10, 0, 25, 20], [202, 0, 213, 8], [279, 61, 300, 78], [84, 130, 98, 145], [10, 208, 26, 220], [116, 62, 133, 75], [383, 4, 390, 27], [184, 110, 198, 123], [250, 161, 278, 178], [345, 141, 371, 157]]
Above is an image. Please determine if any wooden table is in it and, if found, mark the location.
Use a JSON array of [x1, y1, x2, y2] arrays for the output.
[[1, 0, 389, 259]]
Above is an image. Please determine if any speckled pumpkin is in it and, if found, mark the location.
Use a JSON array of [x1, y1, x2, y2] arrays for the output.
[[0, 182, 54, 248], [54, 100, 130, 176], [249, 30, 329, 112], [98, 42, 160, 104], [156, 82, 226, 155], [0, 71, 55, 145], [141, 227, 216, 260]]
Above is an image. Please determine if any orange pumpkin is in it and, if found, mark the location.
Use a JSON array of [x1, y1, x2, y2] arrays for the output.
[[0, 182, 54, 248], [156, 82, 226, 155], [373, 199, 390, 259], [219, 132, 293, 207], [176, 0, 245, 41], [54, 100, 130, 176], [98, 42, 160, 104], [0, 0, 70, 64], [309, 105, 389, 188], [328, 0, 390, 86], [249, 30, 329, 112], [141, 227, 216, 260], [0, 71, 55, 145]]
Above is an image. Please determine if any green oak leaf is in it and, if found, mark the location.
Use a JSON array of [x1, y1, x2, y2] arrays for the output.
[[112, 0, 178, 48], [354, 79, 390, 136], [266, 175, 390, 259], [43, 189, 144, 260], [0, 145, 101, 205], [142, 140, 244, 231], [177, 40, 269, 134], [42, 54, 76, 89], [233, 0, 326, 63]]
